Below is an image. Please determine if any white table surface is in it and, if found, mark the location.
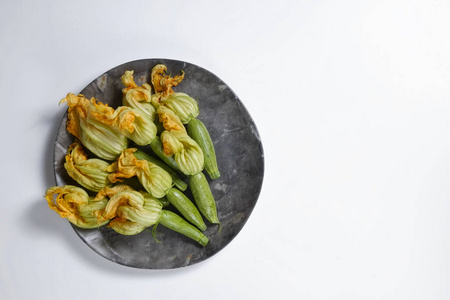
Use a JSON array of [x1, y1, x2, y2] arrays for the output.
[[1, 1, 450, 299]]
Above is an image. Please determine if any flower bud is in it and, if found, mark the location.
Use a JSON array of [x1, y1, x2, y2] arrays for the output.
[[60, 93, 128, 161], [97, 190, 162, 235], [149, 64, 199, 124], [151, 64, 184, 94], [160, 130, 204, 175], [114, 106, 157, 146], [156, 105, 186, 133], [64, 140, 111, 192], [108, 218, 147, 235], [44, 185, 109, 229], [121, 70, 157, 121], [160, 92, 199, 124], [107, 148, 172, 198]]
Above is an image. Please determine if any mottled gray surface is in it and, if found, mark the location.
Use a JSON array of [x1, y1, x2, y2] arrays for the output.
[[53, 58, 264, 269]]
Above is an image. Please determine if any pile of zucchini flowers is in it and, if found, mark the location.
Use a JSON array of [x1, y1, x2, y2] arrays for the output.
[[45, 64, 221, 246]]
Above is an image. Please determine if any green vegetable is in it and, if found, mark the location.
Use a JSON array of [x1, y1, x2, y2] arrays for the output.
[[60, 93, 129, 161], [64, 140, 112, 192], [157, 197, 170, 208], [48, 66, 225, 247], [159, 92, 199, 124], [187, 118, 220, 179], [156, 210, 209, 246], [189, 172, 220, 226], [44, 185, 110, 229], [97, 190, 162, 236], [133, 149, 187, 191], [149, 137, 180, 171], [165, 188, 207, 231], [113, 106, 157, 146], [160, 130, 204, 176], [154, 117, 165, 135], [120, 70, 157, 121], [107, 148, 173, 199], [111, 191, 162, 227], [109, 220, 147, 235]]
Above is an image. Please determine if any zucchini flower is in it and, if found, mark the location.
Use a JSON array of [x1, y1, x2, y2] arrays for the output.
[[151, 64, 184, 95], [60, 93, 129, 161], [93, 184, 136, 202], [156, 92, 199, 124], [150, 64, 199, 124], [108, 219, 147, 235], [96, 189, 162, 235], [121, 70, 157, 121], [160, 130, 204, 175], [44, 185, 109, 229], [64, 140, 111, 192], [157, 105, 186, 133], [113, 106, 157, 146], [86, 97, 157, 146], [156, 105, 204, 175], [107, 148, 173, 198]]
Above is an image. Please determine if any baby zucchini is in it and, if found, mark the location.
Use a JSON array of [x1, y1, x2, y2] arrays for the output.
[[165, 187, 207, 231], [156, 210, 209, 246], [186, 119, 220, 179], [189, 172, 220, 226]]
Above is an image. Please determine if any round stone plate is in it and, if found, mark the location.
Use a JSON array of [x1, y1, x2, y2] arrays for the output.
[[53, 58, 264, 269]]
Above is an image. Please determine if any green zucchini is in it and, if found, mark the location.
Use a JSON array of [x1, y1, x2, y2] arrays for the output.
[[155, 210, 209, 246], [186, 119, 220, 179], [189, 172, 220, 226], [165, 187, 207, 231]]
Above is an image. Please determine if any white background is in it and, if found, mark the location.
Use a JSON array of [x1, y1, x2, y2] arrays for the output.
[[1, 0, 450, 299]]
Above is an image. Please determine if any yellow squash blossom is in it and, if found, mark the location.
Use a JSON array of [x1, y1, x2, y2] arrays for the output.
[[113, 105, 157, 146], [44, 185, 109, 229], [86, 96, 157, 146], [64, 140, 111, 192], [160, 130, 204, 175], [60, 93, 129, 161], [156, 105, 186, 133], [93, 184, 136, 202], [61, 93, 157, 154], [150, 64, 199, 124], [158, 92, 199, 124], [95, 189, 162, 235], [108, 218, 147, 235], [121, 70, 157, 121], [151, 64, 184, 95], [155, 105, 204, 175], [107, 148, 172, 198]]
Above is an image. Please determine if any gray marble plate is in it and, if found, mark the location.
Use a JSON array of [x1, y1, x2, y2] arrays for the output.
[[53, 58, 264, 269]]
